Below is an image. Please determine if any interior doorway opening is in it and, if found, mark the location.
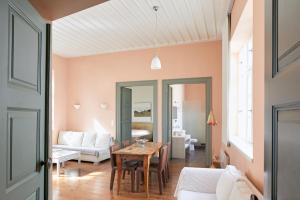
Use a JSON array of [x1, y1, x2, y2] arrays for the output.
[[162, 78, 212, 167], [116, 80, 158, 145], [170, 83, 207, 165]]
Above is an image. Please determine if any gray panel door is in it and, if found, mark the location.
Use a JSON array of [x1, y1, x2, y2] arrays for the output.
[[0, 0, 47, 200], [265, 0, 300, 199], [120, 87, 132, 144], [168, 86, 173, 158]]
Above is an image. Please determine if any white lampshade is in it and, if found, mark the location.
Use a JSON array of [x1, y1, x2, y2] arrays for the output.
[[151, 56, 161, 70]]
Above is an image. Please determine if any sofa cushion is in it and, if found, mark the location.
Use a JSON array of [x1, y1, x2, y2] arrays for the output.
[[178, 191, 217, 200], [82, 132, 97, 147], [228, 180, 253, 200], [95, 133, 111, 149], [53, 145, 108, 157], [58, 131, 83, 147], [216, 165, 241, 200]]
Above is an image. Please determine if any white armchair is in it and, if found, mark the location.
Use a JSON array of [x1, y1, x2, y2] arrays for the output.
[[175, 167, 224, 199], [174, 166, 263, 200]]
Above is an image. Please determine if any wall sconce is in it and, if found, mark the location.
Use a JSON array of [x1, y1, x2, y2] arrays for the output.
[[100, 103, 108, 110], [73, 104, 81, 110]]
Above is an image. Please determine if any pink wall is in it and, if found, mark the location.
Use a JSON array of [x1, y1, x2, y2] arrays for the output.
[[52, 41, 222, 156], [184, 84, 206, 111], [231, 0, 247, 37], [183, 84, 206, 143], [52, 55, 69, 144], [223, 0, 265, 193]]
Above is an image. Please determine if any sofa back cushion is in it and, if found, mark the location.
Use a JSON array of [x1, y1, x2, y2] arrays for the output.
[[216, 165, 241, 200], [58, 131, 84, 147], [82, 132, 97, 147], [95, 133, 111, 149], [228, 180, 253, 200]]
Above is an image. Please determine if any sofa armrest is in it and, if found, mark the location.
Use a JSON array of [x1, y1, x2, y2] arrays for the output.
[[174, 167, 225, 197]]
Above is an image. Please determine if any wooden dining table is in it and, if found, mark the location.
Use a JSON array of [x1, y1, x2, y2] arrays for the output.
[[113, 142, 162, 197]]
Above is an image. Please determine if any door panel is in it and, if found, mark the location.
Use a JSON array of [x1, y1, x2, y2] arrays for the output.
[[277, 108, 300, 199], [277, 0, 300, 71], [265, 0, 300, 199], [9, 6, 41, 91], [0, 0, 46, 199], [120, 87, 132, 144]]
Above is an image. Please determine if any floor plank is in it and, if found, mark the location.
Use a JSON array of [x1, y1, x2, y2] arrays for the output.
[[52, 149, 206, 200]]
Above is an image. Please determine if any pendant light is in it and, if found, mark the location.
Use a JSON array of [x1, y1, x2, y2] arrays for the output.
[[151, 5, 161, 70]]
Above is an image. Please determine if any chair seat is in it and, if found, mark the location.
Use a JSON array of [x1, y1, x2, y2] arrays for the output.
[[123, 160, 139, 167], [150, 156, 159, 164]]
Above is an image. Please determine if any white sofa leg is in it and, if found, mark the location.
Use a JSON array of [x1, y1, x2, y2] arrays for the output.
[[93, 162, 99, 165]]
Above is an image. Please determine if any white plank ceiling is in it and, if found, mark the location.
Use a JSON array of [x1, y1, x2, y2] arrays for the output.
[[52, 0, 229, 57]]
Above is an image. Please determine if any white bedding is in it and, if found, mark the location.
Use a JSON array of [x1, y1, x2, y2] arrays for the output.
[[132, 129, 151, 137]]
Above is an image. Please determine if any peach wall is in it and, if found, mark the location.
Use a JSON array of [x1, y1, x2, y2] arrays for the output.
[[224, 0, 264, 193], [54, 41, 222, 156], [230, 0, 247, 37], [184, 84, 206, 111], [183, 84, 206, 144], [52, 55, 69, 144]]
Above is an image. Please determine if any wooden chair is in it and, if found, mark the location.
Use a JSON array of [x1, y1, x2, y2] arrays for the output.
[[121, 140, 140, 179], [136, 145, 168, 194], [150, 141, 170, 183], [165, 141, 171, 182], [122, 140, 131, 147], [109, 144, 137, 192]]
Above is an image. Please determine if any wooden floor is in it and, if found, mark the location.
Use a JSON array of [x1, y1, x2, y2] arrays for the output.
[[52, 149, 206, 200]]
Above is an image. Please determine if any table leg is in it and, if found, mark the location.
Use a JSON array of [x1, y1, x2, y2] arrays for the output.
[[57, 162, 60, 176], [116, 155, 122, 195], [143, 155, 150, 198]]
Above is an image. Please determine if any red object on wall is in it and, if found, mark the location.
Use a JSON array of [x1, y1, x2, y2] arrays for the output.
[[207, 110, 217, 126]]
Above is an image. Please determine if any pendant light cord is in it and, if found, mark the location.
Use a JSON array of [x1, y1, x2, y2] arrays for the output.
[[153, 6, 159, 56]]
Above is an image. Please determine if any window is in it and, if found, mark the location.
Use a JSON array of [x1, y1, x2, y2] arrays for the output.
[[229, 37, 253, 158]]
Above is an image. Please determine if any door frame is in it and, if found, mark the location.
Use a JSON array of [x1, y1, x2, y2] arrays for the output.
[[45, 23, 52, 200], [116, 80, 158, 142], [162, 77, 212, 166]]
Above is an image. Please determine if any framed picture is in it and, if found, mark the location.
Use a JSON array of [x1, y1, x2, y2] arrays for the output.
[[133, 102, 152, 122]]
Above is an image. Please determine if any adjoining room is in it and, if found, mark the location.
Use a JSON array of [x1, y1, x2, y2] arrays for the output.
[[170, 83, 207, 166]]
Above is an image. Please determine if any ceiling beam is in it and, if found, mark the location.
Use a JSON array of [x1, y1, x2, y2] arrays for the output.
[[29, 0, 108, 21]]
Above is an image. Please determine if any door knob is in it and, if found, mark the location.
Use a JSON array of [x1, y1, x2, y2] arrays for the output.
[[40, 158, 52, 169]]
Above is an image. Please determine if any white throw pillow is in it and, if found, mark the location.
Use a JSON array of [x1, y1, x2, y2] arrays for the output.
[[95, 133, 111, 149], [216, 165, 241, 200], [228, 180, 253, 200], [82, 132, 97, 147], [58, 131, 84, 147]]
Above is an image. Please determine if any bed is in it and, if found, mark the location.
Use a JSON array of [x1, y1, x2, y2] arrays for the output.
[[131, 122, 153, 141]]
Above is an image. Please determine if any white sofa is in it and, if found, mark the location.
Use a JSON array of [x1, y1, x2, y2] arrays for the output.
[[53, 131, 111, 164], [174, 165, 263, 200]]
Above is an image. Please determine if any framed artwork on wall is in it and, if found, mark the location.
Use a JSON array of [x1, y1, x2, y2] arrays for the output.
[[133, 102, 152, 122]]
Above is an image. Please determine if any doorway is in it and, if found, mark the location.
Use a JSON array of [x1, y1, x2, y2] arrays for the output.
[[162, 77, 212, 166], [116, 80, 158, 144]]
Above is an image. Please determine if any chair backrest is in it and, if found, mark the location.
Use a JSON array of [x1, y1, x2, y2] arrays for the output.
[[122, 140, 130, 148], [159, 145, 168, 172], [109, 143, 120, 168], [166, 141, 171, 160]]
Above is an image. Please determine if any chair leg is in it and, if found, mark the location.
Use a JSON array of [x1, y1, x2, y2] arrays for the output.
[[136, 171, 140, 192], [162, 171, 166, 187], [167, 163, 170, 179], [122, 170, 126, 179], [158, 173, 163, 195], [110, 169, 115, 191], [131, 169, 135, 192]]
